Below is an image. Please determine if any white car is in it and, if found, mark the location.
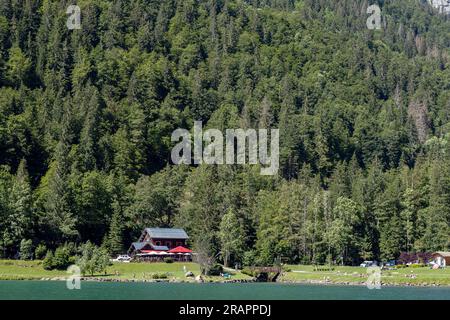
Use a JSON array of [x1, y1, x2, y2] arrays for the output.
[[112, 255, 132, 263], [360, 261, 375, 267]]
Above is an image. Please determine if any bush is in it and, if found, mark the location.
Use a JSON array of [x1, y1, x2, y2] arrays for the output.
[[300, 256, 311, 265], [314, 266, 335, 271], [398, 252, 432, 265], [19, 239, 33, 260], [207, 264, 223, 276], [241, 267, 257, 277], [43, 251, 54, 270], [243, 251, 257, 267], [43, 245, 74, 270], [35, 244, 47, 260], [164, 257, 174, 263], [52, 246, 73, 270], [282, 266, 292, 272], [78, 241, 111, 276], [64, 242, 78, 257], [417, 252, 433, 264], [151, 273, 169, 279]]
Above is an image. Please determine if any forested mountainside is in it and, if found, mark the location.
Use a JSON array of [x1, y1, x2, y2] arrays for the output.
[[0, 0, 449, 266]]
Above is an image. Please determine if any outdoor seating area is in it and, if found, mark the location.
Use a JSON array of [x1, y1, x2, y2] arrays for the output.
[[128, 228, 194, 262], [134, 246, 193, 262]]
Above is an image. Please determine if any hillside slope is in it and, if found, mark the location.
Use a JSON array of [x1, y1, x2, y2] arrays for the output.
[[0, 0, 449, 265]]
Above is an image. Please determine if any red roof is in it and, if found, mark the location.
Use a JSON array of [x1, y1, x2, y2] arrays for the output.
[[168, 246, 192, 253]]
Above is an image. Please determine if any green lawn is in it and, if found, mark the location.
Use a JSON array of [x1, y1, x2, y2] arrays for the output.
[[106, 262, 201, 280], [2, 260, 449, 286], [282, 265, 450, 286], [108, 262, 252, 281], [0, 260, 67, 280], [0, 260, 251, 282]]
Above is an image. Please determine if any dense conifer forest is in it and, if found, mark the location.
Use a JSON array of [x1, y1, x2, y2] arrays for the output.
[[0, 0, 450, 267]]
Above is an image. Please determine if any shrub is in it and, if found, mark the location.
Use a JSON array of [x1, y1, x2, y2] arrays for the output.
[[300, 256, 311, 265], [152, 273, 169, 279], [207, 263, 223, 276], [417, 252, 433, 264], [19, 239, 33, 260], [243, 251, 257, 267], [282, 266, 292, 272], [42, 251, 54, 270], [398, 252, 414, 265], [164, 257, 174, 263], [43, 245, 74, 270], [241, 267, 257, 277], [64, 242, 78, 256], [52, 246, 73, 270], [35, 244, 47, 260], [78, 241, 111, 276]]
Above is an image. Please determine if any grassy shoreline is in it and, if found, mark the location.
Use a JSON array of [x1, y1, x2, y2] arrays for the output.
[[279, 265, 450, 287], [2, 260, 450, 287], [0, 260, 252, 283]]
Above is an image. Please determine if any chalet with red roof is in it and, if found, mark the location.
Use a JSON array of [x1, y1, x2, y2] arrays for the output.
[[128, 228, 192, 261]]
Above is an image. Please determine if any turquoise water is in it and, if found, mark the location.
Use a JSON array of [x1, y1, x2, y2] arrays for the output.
[[1, 281, 450, 300]]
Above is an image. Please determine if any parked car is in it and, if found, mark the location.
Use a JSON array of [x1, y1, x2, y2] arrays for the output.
[[112, 254, 132, 262], [360, 261, 377, 267], [384, 260, 396, 267]]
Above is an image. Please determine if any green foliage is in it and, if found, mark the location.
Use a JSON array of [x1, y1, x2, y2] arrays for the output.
[[208, 264, 224, 276], [1, 160, 32, 257], [6, 46, 31, 86], [34, 244, 47, 260], [42, 251, 54, 270], [151, 272, 169, 279], [19, 239, 33, 260], [78, 241, 111, 276], [410, 263, 426, 268], [42, 244, 76, 270], [164, 257, 174, 263], [241, 267, 258, 277], [0, 0, 449, 265], [243, 251, 258, 267], [128, 165, 188, 233], [52, 246, 73, 270], [219, 209, 245, 267]]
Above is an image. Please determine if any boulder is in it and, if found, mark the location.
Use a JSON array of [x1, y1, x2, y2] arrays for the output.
[[185, 271, 194, 277]]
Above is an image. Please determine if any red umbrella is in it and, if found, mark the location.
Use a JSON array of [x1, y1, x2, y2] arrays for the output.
[[168, 246, 192, 254]]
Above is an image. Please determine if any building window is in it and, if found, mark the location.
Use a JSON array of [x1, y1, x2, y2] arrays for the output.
[[155, 241, 161, 246], [166, 241, 172, 248], [176, 242, 183, 247]]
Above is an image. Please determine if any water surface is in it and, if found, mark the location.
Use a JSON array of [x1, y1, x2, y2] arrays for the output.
[[1, 281, 450, 300]]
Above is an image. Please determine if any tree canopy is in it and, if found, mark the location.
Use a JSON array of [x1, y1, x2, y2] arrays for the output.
[[0, 0, 450, 265]]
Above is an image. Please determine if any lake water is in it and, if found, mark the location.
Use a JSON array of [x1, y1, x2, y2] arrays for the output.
[[1, 281, 450, 300]]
